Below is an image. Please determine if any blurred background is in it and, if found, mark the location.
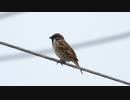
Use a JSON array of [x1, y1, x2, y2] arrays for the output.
[[0, 12, 130, 86]]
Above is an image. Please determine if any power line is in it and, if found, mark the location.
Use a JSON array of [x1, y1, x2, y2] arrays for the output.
[[0, 12, 24, 20], [72, 31, 130, 49], [0, 31, 130, 62], [0, 41, 130, 86]]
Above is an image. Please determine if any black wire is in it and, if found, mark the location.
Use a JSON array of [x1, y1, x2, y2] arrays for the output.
[[0, 41, 130, 86]]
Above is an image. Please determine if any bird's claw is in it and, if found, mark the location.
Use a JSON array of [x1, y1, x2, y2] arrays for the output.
[[56, 60, 65, 66]]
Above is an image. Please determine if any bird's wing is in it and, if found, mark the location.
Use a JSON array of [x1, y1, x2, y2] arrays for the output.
[[56, 40, 79, 61]]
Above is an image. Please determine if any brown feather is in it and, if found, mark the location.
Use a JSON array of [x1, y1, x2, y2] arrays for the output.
[[54, 40, 83, 74], [56, 40, 78, 61], [50, 33, 83, 74]]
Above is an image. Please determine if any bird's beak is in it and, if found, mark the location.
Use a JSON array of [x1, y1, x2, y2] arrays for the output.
[[49, 36, 52, 39]]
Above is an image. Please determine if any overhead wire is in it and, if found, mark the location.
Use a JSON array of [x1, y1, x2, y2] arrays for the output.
[[0, 32, 130, 62], [0, 12, 24, 20], [0, 41, 130, 86]]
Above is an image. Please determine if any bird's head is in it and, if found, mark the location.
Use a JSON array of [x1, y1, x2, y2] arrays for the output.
[[49, 33, 64, 43]]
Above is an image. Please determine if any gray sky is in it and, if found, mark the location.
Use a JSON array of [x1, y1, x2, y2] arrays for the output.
[[0, 12, 130, 86]]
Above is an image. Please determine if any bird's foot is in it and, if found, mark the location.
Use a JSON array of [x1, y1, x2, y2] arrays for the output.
[[56, 60, 65, 66]]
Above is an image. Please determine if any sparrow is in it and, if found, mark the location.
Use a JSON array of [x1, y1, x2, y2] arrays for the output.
[[49, 33, 83, 74]]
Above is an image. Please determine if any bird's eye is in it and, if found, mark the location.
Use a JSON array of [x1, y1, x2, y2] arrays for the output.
[[53, 37, 59, 42], [55, 37, 59, 41]]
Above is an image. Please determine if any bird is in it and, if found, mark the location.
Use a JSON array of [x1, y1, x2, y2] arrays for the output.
[[49, 33, 83, 74]]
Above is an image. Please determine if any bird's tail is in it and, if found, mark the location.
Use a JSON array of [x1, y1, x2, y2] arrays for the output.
[[72, 60, 83, 74]]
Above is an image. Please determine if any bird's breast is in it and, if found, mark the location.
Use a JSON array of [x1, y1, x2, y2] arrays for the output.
[[52, 42, 70, 61]]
